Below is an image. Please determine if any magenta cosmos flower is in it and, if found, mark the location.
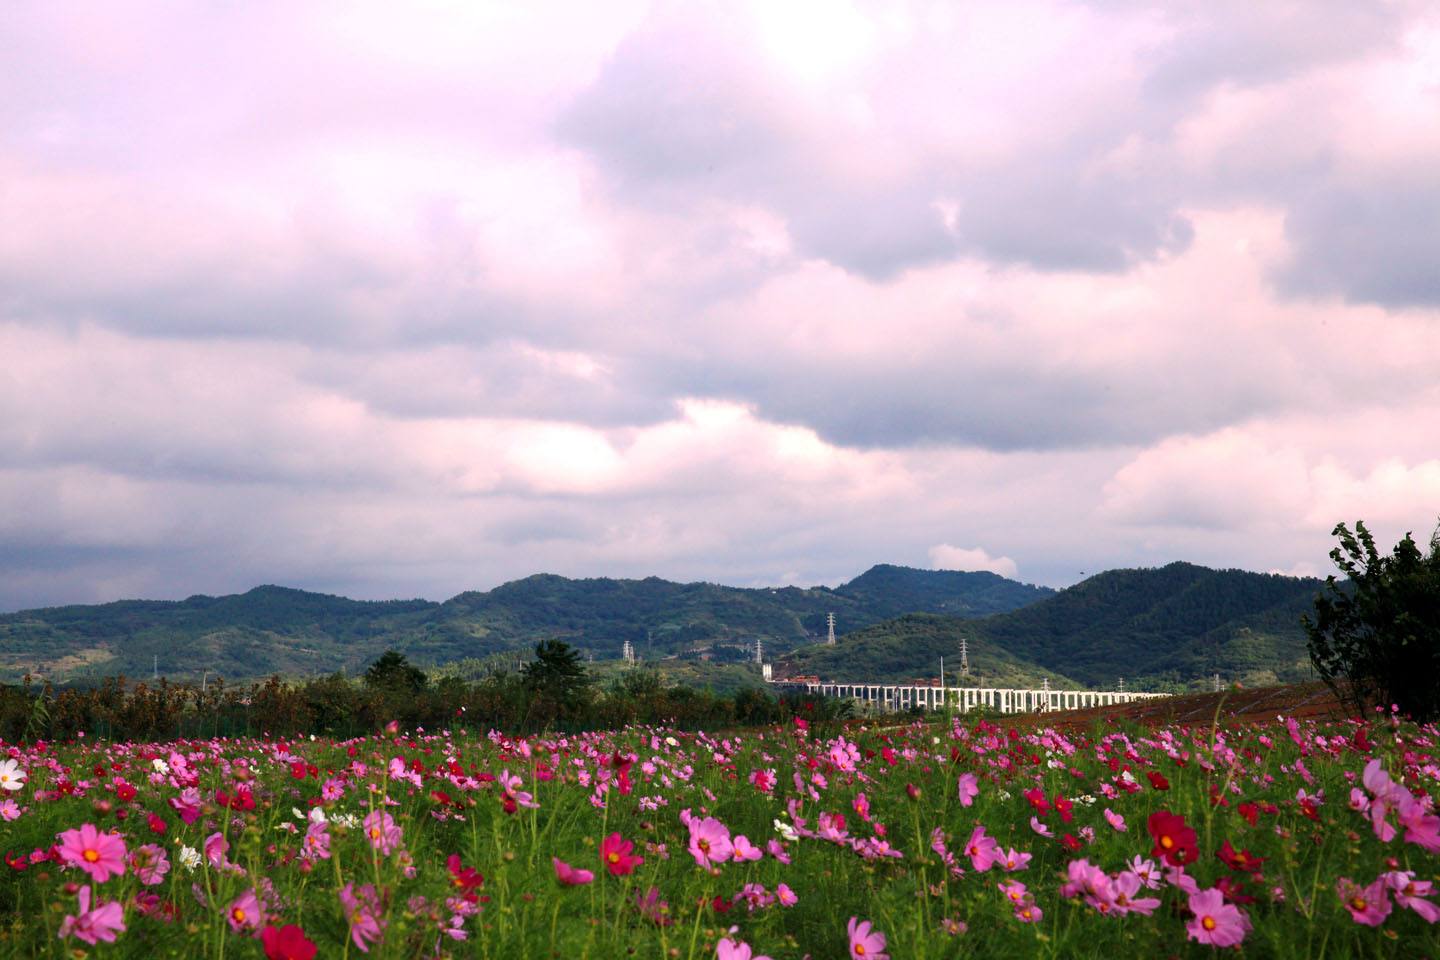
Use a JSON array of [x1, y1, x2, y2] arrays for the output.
[[847, 916, 888, 959], [688, 817, 734, 869], [57, 824, 127, 883], [228, 889, 263, 933], [363, 811, 403, 856], [957, 773, 979, 807], [58, 885, 126, 945], [553, 856, 594, 885], [339, 882, 386, 952], [717, 937, 773, 960], [601, 832, 644, 876], [1186, 888, 1251, 946], [1337, 876, 1393, 927]]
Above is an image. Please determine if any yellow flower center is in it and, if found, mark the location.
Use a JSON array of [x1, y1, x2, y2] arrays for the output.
[[698, 839, 709, 853], [608, 852, 620, 864], [1160, 835, 1174, 849], [232, 908, 246, 922], [855, 946, 866, 957], [1351, 896, 1368, 912], [1202, 916, 1216, 931], [369, 828, 381, 839], [83, 849, 100, 863]]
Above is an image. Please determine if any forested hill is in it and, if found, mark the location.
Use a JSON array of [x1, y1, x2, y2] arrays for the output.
[[780, 562, 1326, 690], [0, 565, 1051, 683]]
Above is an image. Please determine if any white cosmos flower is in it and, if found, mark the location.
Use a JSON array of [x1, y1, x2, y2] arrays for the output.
[[178, 845, 201, 872], [308, 807, 327, 825], [0, 759, 25, 791], [774, 819, 799, 842], [152, 758, 170, 775]]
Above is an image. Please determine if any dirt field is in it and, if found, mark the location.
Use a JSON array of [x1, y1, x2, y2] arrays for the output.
[[1009, 681, 1353, 730]]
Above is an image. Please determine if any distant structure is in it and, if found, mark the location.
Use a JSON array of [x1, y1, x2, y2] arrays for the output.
[[762, 663, 773, 681], [622, 640, 636, 665], [1118, 677, 1125, 692], [1042, 676, 1050, 694], [753, 637, 763, 664], [959, 637, 971, 677], [1213, 672, 1222, 693], [826, 613, 836, 646]]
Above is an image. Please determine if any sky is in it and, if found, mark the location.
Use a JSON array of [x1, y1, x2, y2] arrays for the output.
[[3, 1, 1439, 611]]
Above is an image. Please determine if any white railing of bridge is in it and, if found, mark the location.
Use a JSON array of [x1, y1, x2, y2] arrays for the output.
[[769, 680, 1168, 714]]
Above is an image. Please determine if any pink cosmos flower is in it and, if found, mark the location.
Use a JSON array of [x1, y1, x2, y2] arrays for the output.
[[228, 889, 262, 933], [204, 832, 232, 869], [1112, 871, 1162, 916], [128, 844, 169, 886], [999, 847, 1031, 872], [1103, 808, 1127, 832], [957, 773, 979, 807], [731, 835, 764, 862], [0, 799, 22, 821], [1187, 887, 1251, 946], [688, 817, 734, 869], [776, 882, 798, 907], [339, 882, 386, 952], [847, 916, 889, 959], [552, 857, 594, 886], [1029, 816, 1053, 838], [1338, 876, 1393, 927], [963, 825, 998, 872], [766, 839, 791, 864], [1384, 871, 1440, 923], [999, 880, 1029, 907], [302, 821, 331, 861], [58, 885, 126, 945], [363, 811, 403, 856], [1014, 900, 1043, 923], [749, 768, 776, 793], [498, 769, 538, 813], [57, 824, 127, 883], [716, 937, 772, 960]]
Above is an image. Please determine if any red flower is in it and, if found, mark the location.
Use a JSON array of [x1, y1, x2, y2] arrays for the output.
[[1052, 794, 1074, 824], [147, 813, 168, 835], [1147, 809, 1198, 866], [261, 924, 318, 960], [1237, 802, 1260, 827], [290, 761, 307, 780], [1216, 840, 1266, 874], [1146, 770, 1170, 791], [114, 781, 137, 803], [446, 854, 485, 893], [1023, 788, 1050, 817], [1213, 874, 1258, 905], [600, 832, 643, 877], [1060, 833, 1083, 852]]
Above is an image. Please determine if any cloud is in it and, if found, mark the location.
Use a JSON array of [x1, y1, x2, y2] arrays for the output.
[[1, 1, 1439, 612], [928, 544, 1019, 580]]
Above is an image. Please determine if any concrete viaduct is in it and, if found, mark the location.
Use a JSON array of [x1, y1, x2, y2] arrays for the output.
[[770, 680, 1168, 714]]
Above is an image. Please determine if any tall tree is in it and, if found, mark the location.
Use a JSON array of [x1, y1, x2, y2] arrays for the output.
[[521, 639, 591, 727], [1304, 520, 1440, 721]]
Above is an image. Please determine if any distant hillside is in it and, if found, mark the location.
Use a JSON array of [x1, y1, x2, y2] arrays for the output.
[[0, 565, 1051, 683], [776, 613, 1082, 689], [781, 563, 1326, 691]]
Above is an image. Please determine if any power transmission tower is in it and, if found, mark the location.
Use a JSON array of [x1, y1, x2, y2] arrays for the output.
[[754, 637, 763, 664], [959, 637, 970, 677], [826, 613, 836, 646]]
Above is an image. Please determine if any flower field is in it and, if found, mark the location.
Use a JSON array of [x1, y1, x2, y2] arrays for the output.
[[0, 702, 1437, 958]]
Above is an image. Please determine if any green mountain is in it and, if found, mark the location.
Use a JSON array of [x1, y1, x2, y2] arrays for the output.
[[781, 562, 1325, 690], [0, 566, 1053, 683], [776, 613, 1082, 689]]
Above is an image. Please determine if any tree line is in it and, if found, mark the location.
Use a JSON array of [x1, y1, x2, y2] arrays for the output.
[[0, 641, 849, 743]]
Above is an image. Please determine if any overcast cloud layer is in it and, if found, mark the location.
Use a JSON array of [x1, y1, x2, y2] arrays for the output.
[[3, 1, 1439, 611]]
